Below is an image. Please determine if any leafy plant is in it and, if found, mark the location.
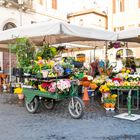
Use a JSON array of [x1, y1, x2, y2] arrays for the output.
[[35, 44, 57, 60], [10, 37, 35, 73]]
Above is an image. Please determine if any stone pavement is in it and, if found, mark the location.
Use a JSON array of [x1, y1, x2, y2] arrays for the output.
[[0, 93, 140, 140]]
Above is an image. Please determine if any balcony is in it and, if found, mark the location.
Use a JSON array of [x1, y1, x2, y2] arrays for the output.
[[0, 0, 33, 11]]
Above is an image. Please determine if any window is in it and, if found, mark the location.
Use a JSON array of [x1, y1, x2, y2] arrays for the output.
[[126, 49, 133, 57], [52, 0, 57, 9], [3, 22, 16, 31], [114, 26, 124, 31], [116, 49, 123, 58], [112, 0, 116, 13], [39, 0, 43, 5], [114, 28, 117, 31], [128, 24, 135, 28], [79, 19, 83, 26], [120, 26, 124, 31], [120, 0, 124, 12]]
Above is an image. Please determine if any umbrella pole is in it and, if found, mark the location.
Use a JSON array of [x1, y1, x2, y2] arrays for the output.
[[9, 47, 11, 82], [105, 41, 108, 71]]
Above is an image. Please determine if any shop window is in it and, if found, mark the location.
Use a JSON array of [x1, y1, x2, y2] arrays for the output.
[[52, 0, 57, 9], [3, 22, 16, 31]]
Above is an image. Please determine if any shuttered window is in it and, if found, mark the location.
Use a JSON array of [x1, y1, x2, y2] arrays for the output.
[[120, 0, 125, 12], [52, 0, 57, 9], [112, 0, 116, 13]]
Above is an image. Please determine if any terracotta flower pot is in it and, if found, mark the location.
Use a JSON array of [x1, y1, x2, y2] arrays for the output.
[[18, 94, 24, 100]]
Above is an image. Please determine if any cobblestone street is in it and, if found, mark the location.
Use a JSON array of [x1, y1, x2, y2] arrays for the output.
[[0, 94, 140, 140]]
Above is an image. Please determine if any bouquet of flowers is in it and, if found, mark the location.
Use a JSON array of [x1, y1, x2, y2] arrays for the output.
[[47, 80, 71, 94]]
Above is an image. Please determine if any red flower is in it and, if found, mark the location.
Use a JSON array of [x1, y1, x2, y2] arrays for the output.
[[41, 82, 51, 88], [112, 78, 122, 83]]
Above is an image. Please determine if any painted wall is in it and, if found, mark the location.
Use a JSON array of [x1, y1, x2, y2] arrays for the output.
[[68, 13, 107, 29]]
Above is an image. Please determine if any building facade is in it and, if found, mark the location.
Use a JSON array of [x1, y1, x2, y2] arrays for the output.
[[0, 0, 66, 73], [67, 9, 108, 29], [111, 0, 140, 31]]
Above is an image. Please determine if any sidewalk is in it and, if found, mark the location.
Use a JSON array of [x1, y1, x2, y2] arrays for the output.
[[0, 92, 18, 104]]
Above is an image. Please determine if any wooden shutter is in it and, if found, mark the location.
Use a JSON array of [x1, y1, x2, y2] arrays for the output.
[[112, 0, 116, 13], [52, 0, 57, 9], [120, 0, 125, 12]]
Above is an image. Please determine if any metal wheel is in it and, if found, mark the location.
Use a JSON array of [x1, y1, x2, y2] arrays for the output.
[[25, 97, 39, 113], [68, 97, 84, 119], [42, 99, 55, 110]]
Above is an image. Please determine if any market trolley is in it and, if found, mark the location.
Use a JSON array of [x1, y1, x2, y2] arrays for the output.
[[23, 77, 85, 119]]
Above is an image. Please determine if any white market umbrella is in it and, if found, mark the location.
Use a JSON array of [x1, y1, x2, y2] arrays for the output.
[[117, 27, 140, 43], [0, 21, 117, 45]]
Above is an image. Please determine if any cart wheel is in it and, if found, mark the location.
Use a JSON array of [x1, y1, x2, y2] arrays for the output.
[[68, 97, 84, 119], [25, 97, 39, 113], [42, 99, 55, 110]]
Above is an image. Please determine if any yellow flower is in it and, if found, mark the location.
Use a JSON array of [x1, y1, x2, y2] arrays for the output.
[[38, 85, 46, 92], [111, 94, 117, 99], [14, 87, 23, 94], [126, 70, 130, 74], [38, 56, 42, 60]]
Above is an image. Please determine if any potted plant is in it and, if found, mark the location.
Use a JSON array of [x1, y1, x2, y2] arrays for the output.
[[103, 94, 117, 110], [10, 37, 35, 75], [14, 84, 24, 100]]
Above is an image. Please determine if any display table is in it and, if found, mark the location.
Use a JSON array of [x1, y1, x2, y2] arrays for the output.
[[110, 86, 139, 115]]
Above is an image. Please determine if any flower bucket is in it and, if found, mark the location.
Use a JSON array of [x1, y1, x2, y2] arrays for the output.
[[18, 94, 24, 100], [65, 68, 72, 74], [90, 83, 98, 90], [41, 70, 49, 78]]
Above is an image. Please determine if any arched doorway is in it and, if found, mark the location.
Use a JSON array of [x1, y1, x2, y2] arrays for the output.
[[116, 48, 134, 59], [3, 22, 16, 31]]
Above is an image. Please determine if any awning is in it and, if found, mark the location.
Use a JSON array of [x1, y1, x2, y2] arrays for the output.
[[0, 21, 117, 45], [117, 28, 140, 43]]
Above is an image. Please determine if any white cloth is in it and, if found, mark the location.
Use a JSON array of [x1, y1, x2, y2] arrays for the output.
[[112, 60, 123, 73]]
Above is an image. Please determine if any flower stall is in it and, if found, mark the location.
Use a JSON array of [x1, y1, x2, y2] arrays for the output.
[[98, 66, 140, 113]]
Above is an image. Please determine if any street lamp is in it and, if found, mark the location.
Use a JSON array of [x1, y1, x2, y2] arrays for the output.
[[18, 0, 24, 26]]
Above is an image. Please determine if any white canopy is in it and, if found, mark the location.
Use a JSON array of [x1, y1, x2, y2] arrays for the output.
[[0, 21, 117, 45], [117, 27, 140, 43]]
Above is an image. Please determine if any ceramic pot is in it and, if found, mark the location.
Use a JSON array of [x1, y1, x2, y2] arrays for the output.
[[18, 94, 24, 100], [41, 70, 48, 78]]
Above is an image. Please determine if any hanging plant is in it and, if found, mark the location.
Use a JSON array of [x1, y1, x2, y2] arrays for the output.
[[108, 41, 125, 49], [35, 44, 58, 60]]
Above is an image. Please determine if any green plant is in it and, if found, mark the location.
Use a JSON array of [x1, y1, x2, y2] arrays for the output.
[[10, 37, 35, 72], [62, 62, 74, 69], [35, 44, 57, 60]]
